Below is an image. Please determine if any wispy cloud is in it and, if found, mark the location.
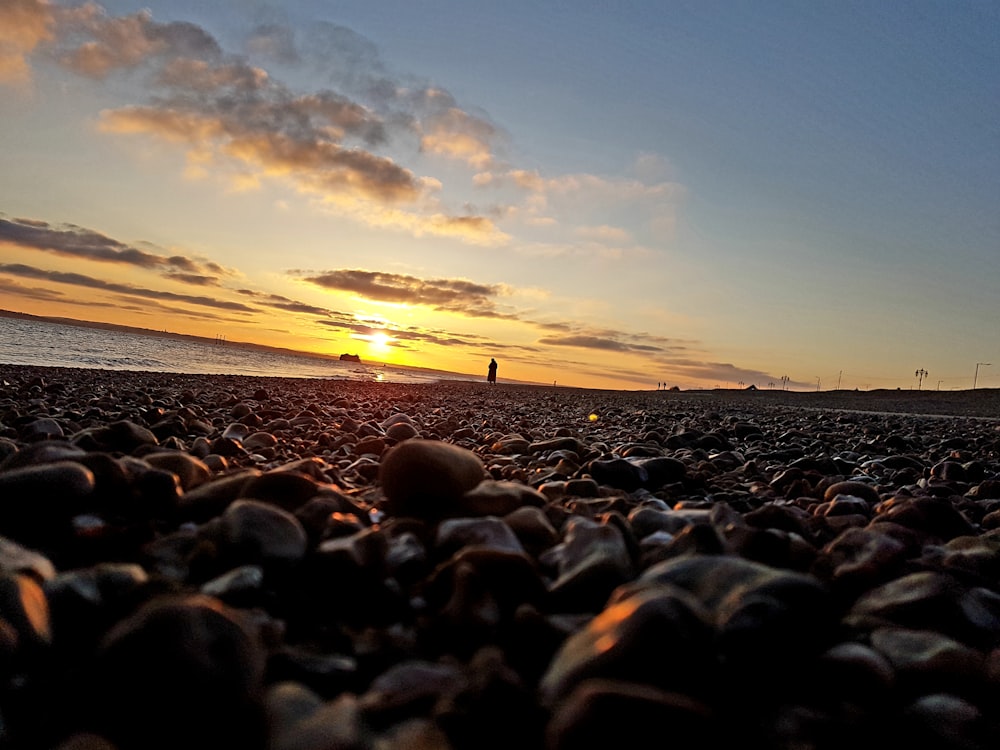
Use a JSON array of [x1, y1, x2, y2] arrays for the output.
[[5, 3, 672, 256], [476, 167, 686, 249], [0, 274, 69, 303], [265, 21, 507, 167], [98, 103, 421, 203], [0, 263, 257, 312], [0, 0, 53, 86], [0, 2, 509, 245], [0, 216, 229, 282], [110, 293, 232, 317], [316, 317, 486, 350], [419, 102, 498, 170], [234, 288, 337, 317], [57, 5, 221, 78], [298, 268, 520, 319], [537, 334, 660, 353]]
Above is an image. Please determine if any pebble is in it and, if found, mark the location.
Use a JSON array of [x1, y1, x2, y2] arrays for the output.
[[0, 364, 998, 749], [378, 438, 487, 518]]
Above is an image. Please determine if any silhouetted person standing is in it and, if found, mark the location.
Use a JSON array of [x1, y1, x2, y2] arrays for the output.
[[487, 358, 497, 385]]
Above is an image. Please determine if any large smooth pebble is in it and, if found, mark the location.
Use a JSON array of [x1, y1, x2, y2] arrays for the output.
[[378, 439, 486, 519]]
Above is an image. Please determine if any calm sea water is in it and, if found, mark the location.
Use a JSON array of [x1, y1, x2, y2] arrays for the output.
[[0, 317, 480, 385]]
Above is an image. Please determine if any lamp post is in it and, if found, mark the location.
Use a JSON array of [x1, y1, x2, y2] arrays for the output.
[[974, 362, 991, 389]]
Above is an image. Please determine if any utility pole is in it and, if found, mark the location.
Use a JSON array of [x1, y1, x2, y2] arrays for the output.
[[915, 368, 927, 390], [815, 376, 821, 392], [974, 362, 991, 389], [837, 370, 842, 390]]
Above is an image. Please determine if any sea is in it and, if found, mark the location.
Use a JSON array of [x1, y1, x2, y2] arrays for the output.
[[0, 316, 481, 385]]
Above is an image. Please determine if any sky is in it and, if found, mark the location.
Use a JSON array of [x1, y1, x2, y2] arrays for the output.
[[1, 1, 997, 391]]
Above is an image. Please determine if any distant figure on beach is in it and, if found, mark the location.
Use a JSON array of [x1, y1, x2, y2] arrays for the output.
[[487, 358, 498, 385]]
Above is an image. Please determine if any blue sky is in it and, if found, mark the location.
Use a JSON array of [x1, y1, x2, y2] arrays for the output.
[[1, 0, 997, 389]]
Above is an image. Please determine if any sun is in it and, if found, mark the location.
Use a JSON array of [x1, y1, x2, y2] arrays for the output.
[[369, 331, 391, 352]]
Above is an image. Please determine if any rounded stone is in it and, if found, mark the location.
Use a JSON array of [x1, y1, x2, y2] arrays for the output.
[[88, 594, 267, 750], [546, 679, 721, 750], [540, 587, 716, 706], [0, 461, 96, 547], [217, 499, 308, 570], [378, 439, 486, 519], [460, 480, 546, 517], [142, 452, 211, 491], [385, 421, 419, 441], [823, 480, 881, 505]]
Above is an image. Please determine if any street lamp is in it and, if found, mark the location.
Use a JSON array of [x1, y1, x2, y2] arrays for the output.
[[974, 362, 991, 389]]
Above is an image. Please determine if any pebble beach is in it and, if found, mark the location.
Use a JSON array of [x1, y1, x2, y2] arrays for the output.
[[1, 364, 999, 749]]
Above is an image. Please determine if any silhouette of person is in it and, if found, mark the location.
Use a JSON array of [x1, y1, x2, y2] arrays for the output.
[[487, 358, 497, 385]]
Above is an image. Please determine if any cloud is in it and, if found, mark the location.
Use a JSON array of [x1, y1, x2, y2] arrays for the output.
[[0, 216, 227, 281], [316, 318, 383, 335], [30, 4, 505, 242], [0, 0, 53, 86], [316, 317, 484, 349], [298, 269, 704, 364], [234, 288, 336, 317], [308, 202, 506, 244], [56, 5, 221, 78], [537, 334, 661, 353], [291, 22, 506, 164], [575, 225, 633, 244], [108, 294, 240, 322], [100, 104, 417, 203], [162, 273, 220, 286], [96, 63, 508, 240], [482, 169, 686, 208], [533, 320, 693, 353], [0, 274, 68, 303], [419, 106, 498, 169], [245, 24, 299, 66], [661, 360, 781, 388], [0, 263, 258, 312], [475, 167, 686, 245], [7, 5, 511, 244], [299, 268, 520, 318]]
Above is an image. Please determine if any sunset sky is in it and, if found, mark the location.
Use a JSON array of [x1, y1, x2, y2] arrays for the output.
[[1, 1, 997, 390]]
